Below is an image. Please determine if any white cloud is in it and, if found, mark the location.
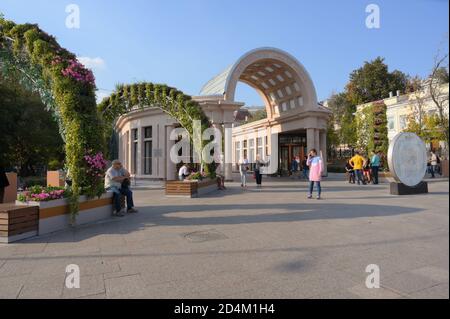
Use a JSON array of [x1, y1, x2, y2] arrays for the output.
[[77, 56, 106, 70]]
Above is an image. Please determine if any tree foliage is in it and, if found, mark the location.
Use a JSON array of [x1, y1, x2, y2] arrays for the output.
[[346, 57, 408, 105], [0, 74, 64, 174], [327, 92, 356, 147]]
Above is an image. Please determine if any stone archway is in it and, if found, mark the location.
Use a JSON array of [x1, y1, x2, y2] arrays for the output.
[[197, 48, 330, 179], [200, 47, 319, 121]]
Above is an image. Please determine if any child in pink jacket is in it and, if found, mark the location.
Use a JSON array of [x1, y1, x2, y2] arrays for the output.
[[306, 149, 323, 199]]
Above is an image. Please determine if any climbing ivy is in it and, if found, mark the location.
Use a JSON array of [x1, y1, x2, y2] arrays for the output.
[[97, 83, 216, 177], [356, 100, 389, 162], [0, 17, 105, 222]]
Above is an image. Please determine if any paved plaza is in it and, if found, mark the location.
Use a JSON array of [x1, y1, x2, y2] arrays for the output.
[[0, 174, 448, 299]]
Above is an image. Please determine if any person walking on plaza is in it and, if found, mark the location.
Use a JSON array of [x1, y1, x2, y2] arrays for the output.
[[370, 150, 381, 184], [345, 159, 355, 184], [349, 151, 366, 185], [104, 160, 138, 217], [429, 151, 439, 178], [306, 149, 323, 199], [239, 157, 249, 187], [0, 166, 10, 203], [363, 159, 372, 184], [254, 155, 268, 188], [290, 156, 299, 178], [301, 156, 309, 180]]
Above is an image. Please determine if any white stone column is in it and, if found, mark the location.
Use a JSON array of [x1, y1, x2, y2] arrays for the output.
[[319, 130, 328, 176], [223, 122, 233, 181], [306, 128, 315, 152], [314, 129, 320, 152], [137, 126, 142, 176], [165, 125, 176, 180]]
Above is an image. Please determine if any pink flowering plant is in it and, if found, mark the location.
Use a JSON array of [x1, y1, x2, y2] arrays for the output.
[[17, 186, 68, 202], [81, 151, 108, 198], [51, 56, 96, 87]]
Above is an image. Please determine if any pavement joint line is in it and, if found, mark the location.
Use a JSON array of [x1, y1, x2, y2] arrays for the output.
[[379, 284, 412, 298], [400, 281, 448, 295], [15, 284, 24, 299]]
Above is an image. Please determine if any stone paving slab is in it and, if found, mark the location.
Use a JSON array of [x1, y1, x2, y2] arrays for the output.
[[0, 176, 448, 299]]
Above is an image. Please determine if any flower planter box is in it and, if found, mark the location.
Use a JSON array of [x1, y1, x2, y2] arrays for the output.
[[379, 171, 394, 183], [165, 179, 218, 198], [15, 192, 114, 236], [0, 203, 39, 243], [441, 160, 449, 178], [3, 172, 17, 203]]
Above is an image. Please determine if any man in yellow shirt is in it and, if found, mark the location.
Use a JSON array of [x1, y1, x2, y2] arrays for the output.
[[350, 151, 367, 185]]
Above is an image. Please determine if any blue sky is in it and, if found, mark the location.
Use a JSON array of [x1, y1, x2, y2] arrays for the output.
[[1, 0, 448, 105]]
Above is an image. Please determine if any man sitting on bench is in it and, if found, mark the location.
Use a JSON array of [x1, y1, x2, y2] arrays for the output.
[[105, 159, 138, 217]]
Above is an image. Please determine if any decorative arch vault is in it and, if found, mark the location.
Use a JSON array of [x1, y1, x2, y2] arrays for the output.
[[199, 47, 320, 119]]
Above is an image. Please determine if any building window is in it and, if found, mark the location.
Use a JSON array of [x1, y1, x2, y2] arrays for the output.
[[125, 131, 129, 170], [235, 141, 241, 164], [243, 140, 248, 160], [143, 126, 152, 175], [265, 136, 269, 156], [144, 126, 152, 139], [388, 116, 395, 131], [131, 128, 138, 174], [256, 137, 263, 156], [249, 139, 255, 162], [399, 115, 408, 131]]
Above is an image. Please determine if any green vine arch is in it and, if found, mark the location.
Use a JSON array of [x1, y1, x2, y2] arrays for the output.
[[0, 17, 105, 220], [97, 83, 215, 176]]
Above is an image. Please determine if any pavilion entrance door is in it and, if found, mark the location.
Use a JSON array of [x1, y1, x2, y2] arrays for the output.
[[279, 133, 307, 175]]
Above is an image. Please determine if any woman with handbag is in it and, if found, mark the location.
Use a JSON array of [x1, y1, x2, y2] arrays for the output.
[[254, 155, 268, 188], [239, 157, 249, 187]]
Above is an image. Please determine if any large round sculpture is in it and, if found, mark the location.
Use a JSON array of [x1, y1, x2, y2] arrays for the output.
[[388, 132, 427, 187]]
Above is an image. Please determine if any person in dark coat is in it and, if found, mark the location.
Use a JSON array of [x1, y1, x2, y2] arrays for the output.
[[0, 167, 10, 203]]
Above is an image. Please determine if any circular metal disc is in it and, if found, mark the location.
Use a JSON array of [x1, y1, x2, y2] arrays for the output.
[[387, 132, 427, 187]]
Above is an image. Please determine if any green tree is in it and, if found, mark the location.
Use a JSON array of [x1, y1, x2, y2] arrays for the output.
[[248, 108, 267, 122], [0, 74, 64, 175], [346, 57, 408, 105], [326, 92, 357, 147]]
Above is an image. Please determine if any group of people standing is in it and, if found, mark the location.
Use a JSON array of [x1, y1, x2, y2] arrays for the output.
[[345, 150, 382, 185], [238, 149, 324, 199], [239, 155, 269, 188]]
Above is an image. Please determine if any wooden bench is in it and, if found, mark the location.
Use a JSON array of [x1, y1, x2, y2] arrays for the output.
[[0, 203, 39, 243]]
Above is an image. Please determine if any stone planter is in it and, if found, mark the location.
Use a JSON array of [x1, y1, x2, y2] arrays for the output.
[[15, 192, 114, 235], [165, 179, 218, 198]]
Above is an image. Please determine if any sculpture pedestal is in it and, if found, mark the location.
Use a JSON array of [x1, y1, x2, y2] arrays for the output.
[[390, 181, 428, 195]]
